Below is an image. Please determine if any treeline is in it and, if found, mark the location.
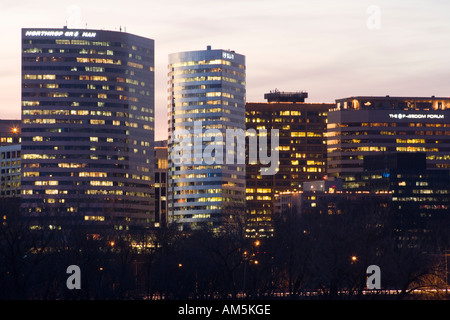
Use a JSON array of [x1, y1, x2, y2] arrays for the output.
[[1, 198, 450, 300]]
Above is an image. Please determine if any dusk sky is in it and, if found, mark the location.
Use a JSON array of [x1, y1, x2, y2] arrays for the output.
[[1, 0, 449, 140]]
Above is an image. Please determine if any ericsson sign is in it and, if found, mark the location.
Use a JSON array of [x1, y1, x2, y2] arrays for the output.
[[24, 30, 97, 38]]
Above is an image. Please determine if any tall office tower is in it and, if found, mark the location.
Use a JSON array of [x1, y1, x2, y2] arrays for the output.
[[168, 46, 246, 232], [245, 91, 334, 238], [154, 140, 168, 228], [327, 96, 450, 182], [21, 28, 155, 235]]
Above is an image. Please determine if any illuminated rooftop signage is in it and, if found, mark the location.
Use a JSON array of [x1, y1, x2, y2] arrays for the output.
[[25, 30, 97, 38], [222, 51, 235, 60], [389, 113, 445, 120]]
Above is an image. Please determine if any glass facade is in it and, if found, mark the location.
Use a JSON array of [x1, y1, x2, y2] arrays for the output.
[[168, 47, 246, 232], [21, 28, 155, 233]]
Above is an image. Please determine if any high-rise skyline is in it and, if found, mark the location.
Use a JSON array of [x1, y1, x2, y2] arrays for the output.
[[20, 27, 155, 234], [167, 46, 246, 232]]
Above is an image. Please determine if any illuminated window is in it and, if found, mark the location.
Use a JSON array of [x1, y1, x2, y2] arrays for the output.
[[90, 181, 113, 186], [84, 216, 105, 221], [90, 119, 105, 125]]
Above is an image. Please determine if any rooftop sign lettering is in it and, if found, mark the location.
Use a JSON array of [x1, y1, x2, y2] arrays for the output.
[[389, 113, 444, 120], [25, 30, 97, 38]]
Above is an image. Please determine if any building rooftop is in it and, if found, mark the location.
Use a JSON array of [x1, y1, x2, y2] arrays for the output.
[[264, 90, 308, 103], [334, 95, 450, 111]]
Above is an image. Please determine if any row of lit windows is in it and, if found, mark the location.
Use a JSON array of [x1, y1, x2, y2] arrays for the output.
[[0, 137, 19, 144], [24, 48, 112, 55], [22, 118, 152, 130], [23, 109, 125, 116], [23, 83, 140, 91], [76, 57, 122, 65], [23, 48, 148, 63], [23, 92, 142, 102], [247, 117, 325, 124], [327, 138, 441, 145], [169, 67, 245, 78], [427, 155, 450, 160], [22, 153, 132, 161], [23, 74, 150, 87], [172, 91, 237, 99], [170, 76, 244, 86], [170, 59, 244, 70], [171, 205, 222, 211], [172, 108, 230, 115], [24, 39, 151, 54], [174, 116, 231, 124], [246, 196, 272, 201], [248, 111, 326, 117], [22, 189, 151, 200], [25, 172, 151, 181], [396, 147, 439, 152], [291, 132, 323, 137], [328, 130, 450, 137]]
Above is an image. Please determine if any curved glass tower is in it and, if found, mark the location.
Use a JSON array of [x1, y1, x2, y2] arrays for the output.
[[168, 46, 246, 232], [21, 28, 155, 234]]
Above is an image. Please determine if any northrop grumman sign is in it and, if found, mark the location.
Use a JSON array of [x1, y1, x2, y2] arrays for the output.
[[389, 113, 445, 120], [24, 30, 97, 38]]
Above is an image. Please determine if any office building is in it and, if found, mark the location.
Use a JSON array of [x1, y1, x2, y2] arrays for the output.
[[0, 144, 21, 198], [275, 189, 391, 217], [21, 27, 155, 234], [168, 46, 246, 232], [0, 120, 21, 146], [245, 91, 334, 238], [327, 96, 450, 180], [346, 152, 450, 251], [154, 140, 168, 228]]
